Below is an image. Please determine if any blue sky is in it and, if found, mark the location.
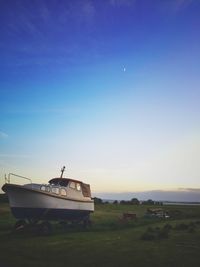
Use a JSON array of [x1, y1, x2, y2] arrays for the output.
[[0, 0, 200, 199]]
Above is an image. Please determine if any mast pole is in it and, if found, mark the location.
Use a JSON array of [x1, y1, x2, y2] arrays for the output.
[[60, 166, 65, 178]]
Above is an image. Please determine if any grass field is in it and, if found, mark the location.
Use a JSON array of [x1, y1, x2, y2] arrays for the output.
[[0, 203, 200, 267]]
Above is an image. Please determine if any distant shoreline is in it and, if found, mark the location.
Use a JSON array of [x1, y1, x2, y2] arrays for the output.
[[163, 201, 200, 206], [101, 198, 200, 205]]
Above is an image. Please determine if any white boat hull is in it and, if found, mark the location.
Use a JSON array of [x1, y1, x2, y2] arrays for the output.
[[3, 184, 94, 221]]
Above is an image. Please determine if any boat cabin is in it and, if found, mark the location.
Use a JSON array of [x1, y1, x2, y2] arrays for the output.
[[38, 178, 92, 199]]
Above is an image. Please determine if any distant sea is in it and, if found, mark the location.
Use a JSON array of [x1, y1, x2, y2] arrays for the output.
[[163, 201, 200, 206]]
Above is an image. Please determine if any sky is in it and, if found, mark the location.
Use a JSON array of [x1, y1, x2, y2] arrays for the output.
[[0, 0, 200, 200]]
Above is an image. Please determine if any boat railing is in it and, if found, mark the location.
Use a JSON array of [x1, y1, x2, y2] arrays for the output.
[[6, 173, 32, 184]]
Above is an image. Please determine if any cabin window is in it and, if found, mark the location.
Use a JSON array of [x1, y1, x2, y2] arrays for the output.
[[69, 182, 76, 189], [51, 187, 59, 194], [40, 185, 46, 191], [76, 183, 81, 191], [46, 186, 50, 192], [60, 188, 67, 196]]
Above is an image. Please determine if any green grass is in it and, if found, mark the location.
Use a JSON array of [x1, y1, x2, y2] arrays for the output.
[[0, 203, 200, 267]]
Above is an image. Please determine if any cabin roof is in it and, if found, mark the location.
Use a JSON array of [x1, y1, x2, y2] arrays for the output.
[[48, 177, 83, 184]]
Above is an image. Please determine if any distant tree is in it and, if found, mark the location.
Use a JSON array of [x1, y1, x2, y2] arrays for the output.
[[147, 199, 154, 205], [130, 198, 140, 205], [113, 200, 118, 204], [0, 194, 8, 203], [93, 197, 103, 204], [142, 199, 155, 205], [154, 201, 163, 206]]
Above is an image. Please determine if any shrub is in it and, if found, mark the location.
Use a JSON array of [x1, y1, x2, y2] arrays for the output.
[[175, 223, 189, 231], [188, 226, 195, 233], [163, 223, 173, 231], [158, 228, 169, 239], [187, 222, 196, 233], [141, 231, 156, 241], [141, 225, 170, 241]]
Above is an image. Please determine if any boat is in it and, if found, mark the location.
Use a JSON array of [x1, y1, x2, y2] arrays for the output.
[[2, 166, 94, 233]]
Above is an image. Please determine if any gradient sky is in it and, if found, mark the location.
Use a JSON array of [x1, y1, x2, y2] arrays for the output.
[[0, 0, 200, 196]]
